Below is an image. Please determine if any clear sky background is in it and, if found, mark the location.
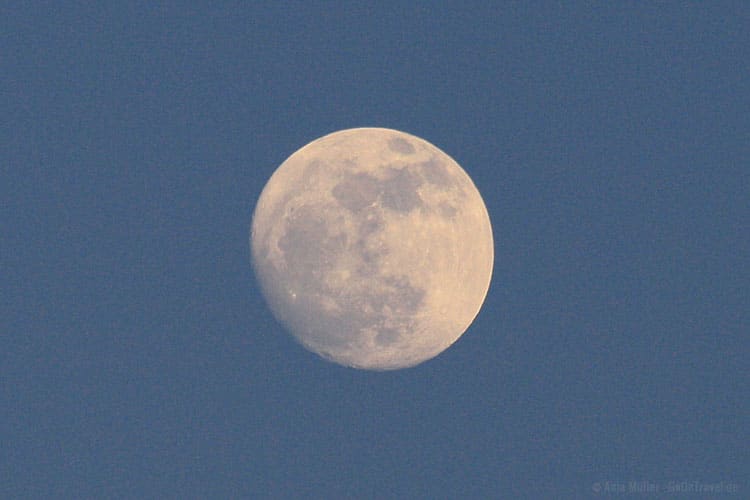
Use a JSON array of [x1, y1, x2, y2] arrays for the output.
[[3, 3, 748, 498]]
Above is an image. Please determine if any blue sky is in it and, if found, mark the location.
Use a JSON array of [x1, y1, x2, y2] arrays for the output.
[[3, 3, 748, 498]]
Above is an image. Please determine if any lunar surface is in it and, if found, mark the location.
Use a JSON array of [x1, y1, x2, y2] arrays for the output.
[[250, 128, 493, 370]]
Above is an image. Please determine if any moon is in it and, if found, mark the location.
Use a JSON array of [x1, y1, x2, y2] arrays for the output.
[[250, 128, 493, 370]]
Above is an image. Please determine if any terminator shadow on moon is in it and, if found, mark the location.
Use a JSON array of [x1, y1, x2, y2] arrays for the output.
[[251, 128, 494, 370]]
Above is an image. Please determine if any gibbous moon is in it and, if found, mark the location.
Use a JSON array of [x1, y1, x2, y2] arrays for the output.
[[250, 128, 493, 370]]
